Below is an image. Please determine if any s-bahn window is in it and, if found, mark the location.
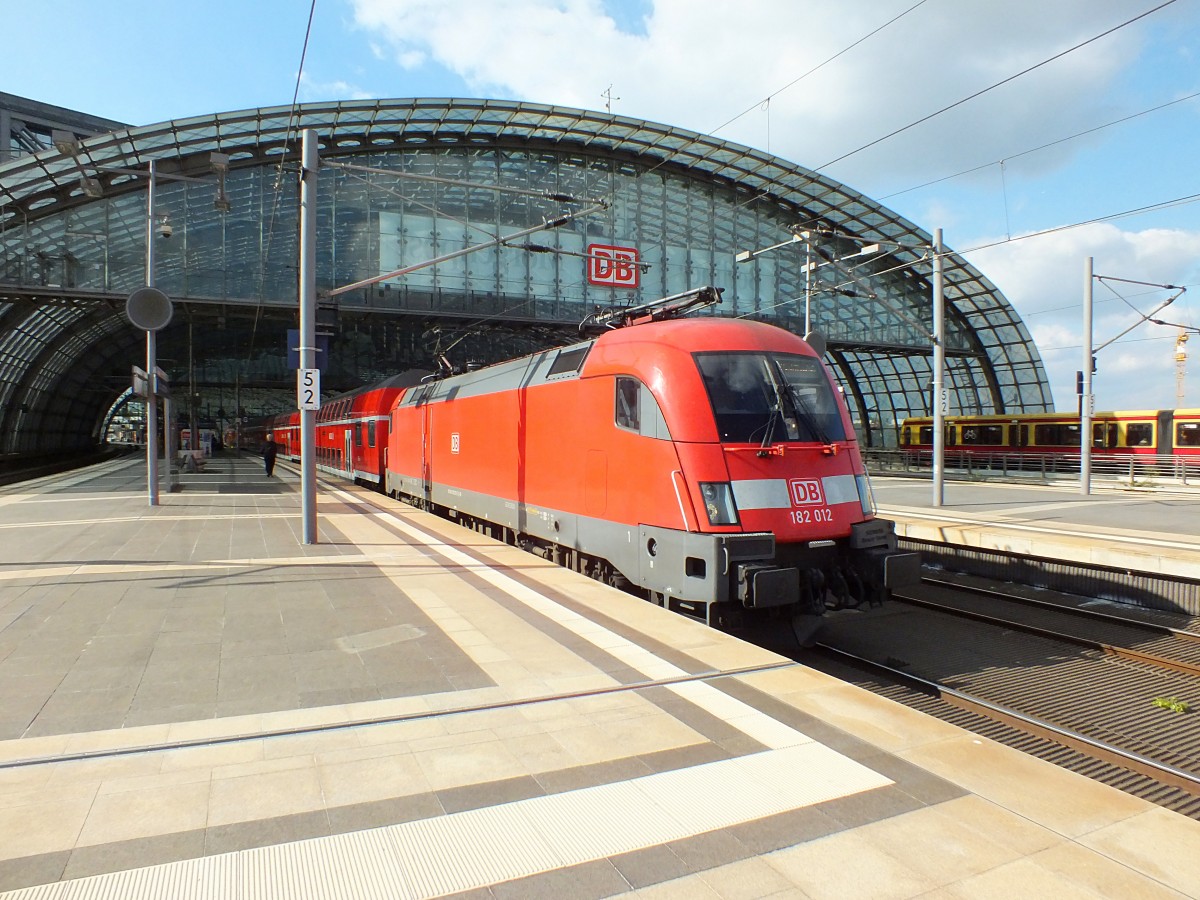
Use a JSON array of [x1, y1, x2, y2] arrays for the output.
[[615, 377, 640, 430], [1178, 423, 1200, 447], [1125, 423, 1154, 447], [354, 423, 363, 447], [694, 352, 846, 444], [959, 425, 1004, 445], [367, 420, 376, 447], [918, 426, 933, 444], [1034, 423, 1080, 445]]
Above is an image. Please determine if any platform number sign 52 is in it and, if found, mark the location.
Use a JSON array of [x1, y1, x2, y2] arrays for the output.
[[297, 368, 321, 410]]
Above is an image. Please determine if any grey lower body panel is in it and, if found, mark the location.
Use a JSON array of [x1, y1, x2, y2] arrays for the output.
[[386, 476, 917, 624]]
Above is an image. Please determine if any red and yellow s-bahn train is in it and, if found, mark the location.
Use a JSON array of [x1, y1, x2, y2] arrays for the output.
[[247, 289, 919, 632], [899, 409, 1200, 459]]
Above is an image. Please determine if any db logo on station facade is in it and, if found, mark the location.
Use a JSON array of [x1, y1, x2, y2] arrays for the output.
[[587, 244, 640, 288], [789, 479, 824, 506]]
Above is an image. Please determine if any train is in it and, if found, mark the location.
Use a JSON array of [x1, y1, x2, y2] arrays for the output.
[[246, 287, 920, 634], [899, 409, 1200, 459]]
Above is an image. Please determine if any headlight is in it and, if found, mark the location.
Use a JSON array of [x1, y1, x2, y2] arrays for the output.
[[699, 482, 739, 525], [855, 473, 876, 517]]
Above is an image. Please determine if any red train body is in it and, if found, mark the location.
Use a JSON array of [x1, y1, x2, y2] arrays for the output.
[[250, 313, 919, 630]]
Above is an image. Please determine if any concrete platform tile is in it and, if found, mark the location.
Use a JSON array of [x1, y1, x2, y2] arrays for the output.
[[317, 751, 432, 808], [129, 677, 218, 711], [258, 703, 354, 733], [156, 740, 265, 774], [259, 725, 363, 761], [900, 732, 1150, 838], [855, 800, 1038, 886], [683, 638, 789, 674], [740, 660, 869, 699], [0, 780, 95, 818], [623, 873, 723, 899], [499, 731, 576, 775], [124, 702, 220, 728], [765, 830, 935, 900], [549, 723, 651, 767], [75, 779, 210, 846], [914, 794, 1062, 858], [570, 711, 705, 760], [439, 704, 529, 736], [1075, 805, 1200, 897], [691, 856, 798, 900], [768, 679, 969, 755], [932, 854, 1140, 900], [1028, 839, 1193, 899], [348, 717, 447, 752], [210, 751, 314, 781], [63, 828, 207, 883], [0, 766, 52, 800], [56, 664, 143, 693], [406, 727, 502, 755], [207, 760, 326, 827], [94, 764, 213, 797], [411, 738, 528, 791], [57, 724, 171, 763], [343, 693, 436, 723], [0, 791, 95, 860], [0, 849, 71, 894], [215, 694, 301, 719], [45, 752, 164, 789]]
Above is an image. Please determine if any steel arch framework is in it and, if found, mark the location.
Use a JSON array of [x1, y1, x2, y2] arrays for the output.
[[0, 98, 1051, 455]]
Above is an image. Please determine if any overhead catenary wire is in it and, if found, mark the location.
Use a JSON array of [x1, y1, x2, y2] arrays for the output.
[[879, 86, 1200, 202], [814, 0, 1180, 173], [594, 2, 929, 216], [245, 0, 318, 374]]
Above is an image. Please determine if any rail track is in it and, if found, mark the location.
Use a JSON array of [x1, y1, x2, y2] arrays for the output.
[[797, 569, 1200, 819]]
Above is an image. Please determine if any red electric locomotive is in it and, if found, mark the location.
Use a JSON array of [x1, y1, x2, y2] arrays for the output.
[[385, 288, 919, 631]]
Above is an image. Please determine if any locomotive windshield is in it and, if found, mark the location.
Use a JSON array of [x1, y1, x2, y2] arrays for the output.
[[695, 352, 847, 445]]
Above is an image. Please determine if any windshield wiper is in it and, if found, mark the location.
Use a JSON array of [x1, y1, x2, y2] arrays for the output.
[[782, 379, 836, 449]]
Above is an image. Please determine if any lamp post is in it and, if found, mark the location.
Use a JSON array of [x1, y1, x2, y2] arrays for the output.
[[123, 162, 174, 506], [932, 229, 945, 508]]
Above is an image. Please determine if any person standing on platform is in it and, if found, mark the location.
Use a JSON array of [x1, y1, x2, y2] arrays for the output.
[[262, 435, 278, 476]]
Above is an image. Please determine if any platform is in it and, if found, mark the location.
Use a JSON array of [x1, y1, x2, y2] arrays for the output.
[[0, 455, 1198, 898], [874, 476, 1200, 580]]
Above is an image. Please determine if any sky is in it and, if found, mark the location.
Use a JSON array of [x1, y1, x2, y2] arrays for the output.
[[5, 0, 1200, 412]]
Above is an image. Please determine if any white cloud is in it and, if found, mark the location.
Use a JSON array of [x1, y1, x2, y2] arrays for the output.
[[969, 223, 1200, 410], [299, 73, 375, 102], [347, 0, 1151, 185]]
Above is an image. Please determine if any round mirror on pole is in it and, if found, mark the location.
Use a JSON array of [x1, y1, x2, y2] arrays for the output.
[[126, 286, 173, 331]]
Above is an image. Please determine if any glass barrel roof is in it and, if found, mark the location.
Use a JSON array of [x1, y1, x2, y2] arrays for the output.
[[0, 97, 1051, 455]]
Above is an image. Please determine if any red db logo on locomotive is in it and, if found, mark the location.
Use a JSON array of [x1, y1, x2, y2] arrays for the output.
[[587, 244, 640, 288], [789, 479, 824, 506]]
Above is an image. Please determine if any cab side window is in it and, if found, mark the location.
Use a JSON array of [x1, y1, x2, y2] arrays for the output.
[[615, 377, 640, 431]]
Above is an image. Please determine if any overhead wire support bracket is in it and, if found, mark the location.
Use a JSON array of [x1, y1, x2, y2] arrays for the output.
[[506, 241, 652, 272], [1093, 281, 1186, 353]]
